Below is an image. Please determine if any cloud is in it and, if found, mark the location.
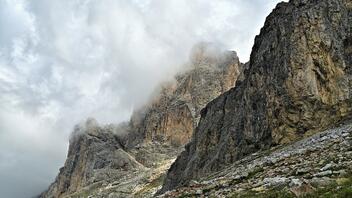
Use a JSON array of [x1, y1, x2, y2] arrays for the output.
[[0, 0, 285, 197]]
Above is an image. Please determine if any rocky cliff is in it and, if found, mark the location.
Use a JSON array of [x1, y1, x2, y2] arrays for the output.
[[41, 119, 145, 197], [124, 43, 241, 148], [41, 43, 242, 198], [160, 0, 352, 193]]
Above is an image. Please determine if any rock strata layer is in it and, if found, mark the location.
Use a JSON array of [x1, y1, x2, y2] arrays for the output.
[[160, 0, 352, 193]]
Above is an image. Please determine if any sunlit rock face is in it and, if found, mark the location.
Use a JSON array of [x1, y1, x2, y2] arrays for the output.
[[160, 0, 352, 193], [41, 43, 243, 198], [125, 43, 243, 148]]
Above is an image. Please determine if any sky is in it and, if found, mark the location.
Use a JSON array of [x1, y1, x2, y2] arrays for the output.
[[0, 0, 285, 197]]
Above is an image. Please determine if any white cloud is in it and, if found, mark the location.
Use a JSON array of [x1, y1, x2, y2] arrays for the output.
[[0, 0, 285, 197]]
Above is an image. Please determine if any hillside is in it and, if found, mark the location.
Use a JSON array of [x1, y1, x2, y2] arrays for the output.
[[158, 121, 352, 197]]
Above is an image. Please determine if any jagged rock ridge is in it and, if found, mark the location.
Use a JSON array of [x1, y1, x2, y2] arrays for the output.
[[41, 43, 243, 198], [160, 0, 352, 193]]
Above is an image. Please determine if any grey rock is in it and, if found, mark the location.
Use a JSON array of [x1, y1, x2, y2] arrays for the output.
[[290, 179, 303, 187], [333, 169, 348, 176], [296, 168, 310, 175], [160, 0, 352, 193], [310, 177, 335, 187], [156, 123, 352, 197], [263, 177, 289, 187], [41, 119, 145, 197], [320, 163, 333, 171], [124, 43, 243, 149], [41, 43, 243, 198], [314, 170, 333, 177]]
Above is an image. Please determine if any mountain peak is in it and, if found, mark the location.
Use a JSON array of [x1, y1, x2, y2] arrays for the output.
[[41, 45, 243, 197], [160, 0, 352, 193]]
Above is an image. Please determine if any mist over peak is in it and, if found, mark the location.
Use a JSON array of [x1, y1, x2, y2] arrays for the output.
[[0, 0, 284, 197]]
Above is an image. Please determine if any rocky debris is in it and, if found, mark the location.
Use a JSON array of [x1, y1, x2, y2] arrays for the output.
[[64, 156, 177, 198], [157, 122, 352, 197], [41, 43, 243, 198], [160, 0, 352, 193]]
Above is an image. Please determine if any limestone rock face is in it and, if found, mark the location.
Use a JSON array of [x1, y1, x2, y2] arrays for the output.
[[41, 119, 144, 197], [160, 0, 352, 193], [125, 43, 242, 148], [41, 44, 242, 198]]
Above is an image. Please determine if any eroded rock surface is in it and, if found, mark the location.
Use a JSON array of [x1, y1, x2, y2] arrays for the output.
[[41, 43, 242, 198], [40, 119, 145, 197], [124, 43, 242, 148], [160, 0, 352, 193]]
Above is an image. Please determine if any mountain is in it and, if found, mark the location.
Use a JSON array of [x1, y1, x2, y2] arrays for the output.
[[40, 43, 243, 198], [41, 0, 352, 197], [159, 0, 352, 194], [123, 43, 242, 149]]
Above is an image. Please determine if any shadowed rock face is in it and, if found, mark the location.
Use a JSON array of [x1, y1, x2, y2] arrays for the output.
[[160, 0, 352, 193], [41, 44, 243, 198], [40, 119, 145, 197]]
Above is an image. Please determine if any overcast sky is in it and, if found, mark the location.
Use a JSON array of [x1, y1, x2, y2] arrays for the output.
[[0, 0, 285, 197]]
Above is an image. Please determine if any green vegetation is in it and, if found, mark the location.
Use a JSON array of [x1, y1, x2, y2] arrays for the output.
[[229, 176, 352, 198], [301, 177, 352, 198], [230, 188, 295, 198]]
